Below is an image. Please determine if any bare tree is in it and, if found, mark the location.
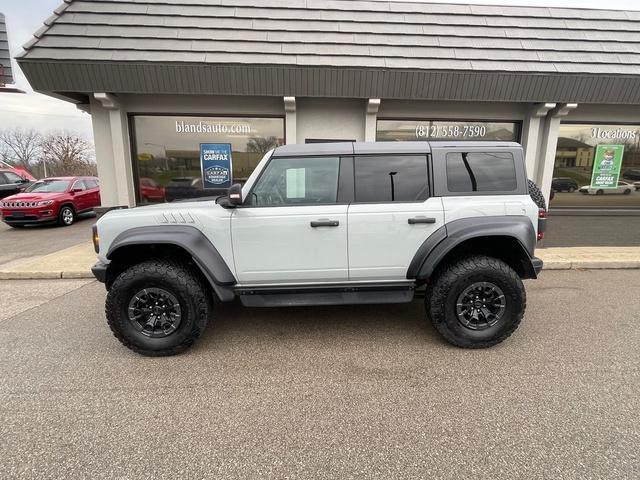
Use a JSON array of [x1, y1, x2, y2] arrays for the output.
[[0, 128, 42, 167], [246, 136, 279, 157], [37, 131, 97, 177]]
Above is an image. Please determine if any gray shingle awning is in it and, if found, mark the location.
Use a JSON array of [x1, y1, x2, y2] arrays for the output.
[[16, 0, 640, 104], [0, 13, 14, 86]]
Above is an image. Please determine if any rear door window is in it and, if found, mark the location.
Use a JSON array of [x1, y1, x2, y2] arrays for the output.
[[446, 152, 517, 192], [354, 155, 428, 203]]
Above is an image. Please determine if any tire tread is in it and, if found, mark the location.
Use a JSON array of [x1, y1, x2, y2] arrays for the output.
[[105, 259, 210, 356], [426, 255, 526, 349]]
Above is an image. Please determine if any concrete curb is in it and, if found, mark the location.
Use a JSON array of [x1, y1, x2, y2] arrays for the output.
[[0, 271, 94, 280]]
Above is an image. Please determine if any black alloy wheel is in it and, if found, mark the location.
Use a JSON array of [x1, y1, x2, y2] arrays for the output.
[[455, 281, 506, 330], [127, 287, 182, 338]]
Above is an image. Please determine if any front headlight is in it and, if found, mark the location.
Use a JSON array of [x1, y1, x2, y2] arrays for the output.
[[37, 200, 54, 206], [92, 224, 100, 253]]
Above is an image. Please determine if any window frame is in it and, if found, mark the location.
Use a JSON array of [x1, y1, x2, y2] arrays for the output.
[[445, 151, 518, 194], [352, 153, 431, 204], [242, 154, 346, 208], [3, 171, 24, 184], [71, 179, 87, 191], [128, 113, 286, 205], [431, 145, 527, 197]]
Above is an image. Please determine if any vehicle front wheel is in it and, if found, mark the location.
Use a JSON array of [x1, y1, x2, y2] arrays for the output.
[[425, 256, 526, 348], [568, 187, 575, 193], [58, 205, 75, 226], [106, 260, 211, 356]]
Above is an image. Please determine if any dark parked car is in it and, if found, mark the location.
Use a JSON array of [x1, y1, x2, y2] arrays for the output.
[[622, 169, 640, 181], [551, 177, 579, 192], [0, 169, 33, 199], [164, 177, 226, 202]]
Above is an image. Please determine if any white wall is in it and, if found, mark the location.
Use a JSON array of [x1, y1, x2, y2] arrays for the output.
[[295, 98, 366, 143]]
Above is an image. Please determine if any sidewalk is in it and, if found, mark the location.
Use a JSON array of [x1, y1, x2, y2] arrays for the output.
[[0, 242, 96, 280], [0, 242, 639, 280]]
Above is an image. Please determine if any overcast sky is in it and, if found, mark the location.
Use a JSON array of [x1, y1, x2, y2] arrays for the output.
[[1, 0, 640, 142]]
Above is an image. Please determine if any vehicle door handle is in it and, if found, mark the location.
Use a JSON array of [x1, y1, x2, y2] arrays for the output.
[[310, 219, 339, 227], [408, 217, 436, 225]]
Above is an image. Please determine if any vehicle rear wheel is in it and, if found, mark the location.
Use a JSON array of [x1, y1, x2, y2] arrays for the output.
[[623, 189, 631, 195], [58, 205, 75, 226], [106, 259, 210, 356], [596, 189, 604, 195], [527, 179, 546, 210], [568, 187, 575, 193], [425, 255, 526, 348]]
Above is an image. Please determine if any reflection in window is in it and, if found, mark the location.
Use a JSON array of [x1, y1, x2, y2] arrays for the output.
[[355, 156, 428, 202], [250, 157, 340, 206], [376, 120, 519, 142], [552, 124, 640, 209], [446, 152, 517, 192], [132, 116, 284, 203]]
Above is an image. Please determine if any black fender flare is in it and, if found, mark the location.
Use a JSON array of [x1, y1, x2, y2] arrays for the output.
[[407, 216, 538, 280], [106, 225, 236, 301]]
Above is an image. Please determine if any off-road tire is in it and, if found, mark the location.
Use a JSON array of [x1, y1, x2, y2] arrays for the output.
[[58, 205, 75, 226], [106, 259, 210, 356], [425, 255, 526, 349], [527, 179, 546, 210]]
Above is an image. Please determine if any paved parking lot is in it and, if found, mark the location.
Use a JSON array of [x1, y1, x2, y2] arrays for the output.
[[0, 213, 95, 266], [1, 270, 638, 479]]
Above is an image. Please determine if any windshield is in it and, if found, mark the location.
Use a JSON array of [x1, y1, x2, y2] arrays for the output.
[[25, 180, 70, 193]]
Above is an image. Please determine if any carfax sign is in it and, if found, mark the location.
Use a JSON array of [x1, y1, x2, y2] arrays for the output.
[[590, 144, 624, 189], [200, 143, 233, 189]]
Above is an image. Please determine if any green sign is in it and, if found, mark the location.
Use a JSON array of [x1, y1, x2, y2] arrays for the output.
[[590, 144, 624, 189]]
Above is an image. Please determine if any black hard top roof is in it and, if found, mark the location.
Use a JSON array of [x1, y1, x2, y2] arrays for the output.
[[272, 141, 521, 157]]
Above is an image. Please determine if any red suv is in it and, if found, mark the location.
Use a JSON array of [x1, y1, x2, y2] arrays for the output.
[[0, 176, 101, 228]]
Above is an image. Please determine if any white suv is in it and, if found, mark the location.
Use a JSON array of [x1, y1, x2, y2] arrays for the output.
[[92, 141, 545, 356]]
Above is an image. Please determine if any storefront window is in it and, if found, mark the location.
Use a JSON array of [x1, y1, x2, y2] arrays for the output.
[[551, 124, 640, 209], [132, 115, 284, 203], [376, 120, 520, 142]]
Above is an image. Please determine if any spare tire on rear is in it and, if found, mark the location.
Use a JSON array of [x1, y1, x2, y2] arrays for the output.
[[527, 179, 546, 211]]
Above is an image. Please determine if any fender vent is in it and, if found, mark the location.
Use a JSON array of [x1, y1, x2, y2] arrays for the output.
[[158, 212, 196, 224]]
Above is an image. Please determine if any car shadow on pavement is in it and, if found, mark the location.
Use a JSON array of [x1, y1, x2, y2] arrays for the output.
[[196, 298, 444, 349]]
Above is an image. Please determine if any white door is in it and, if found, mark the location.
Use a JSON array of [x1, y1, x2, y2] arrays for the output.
[[232, 155, 348, 284], [347, 154, 445, 280]]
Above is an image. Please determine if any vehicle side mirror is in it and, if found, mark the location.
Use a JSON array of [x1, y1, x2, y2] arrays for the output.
[[72, 188, 83, 193], [18, 178, 29, 184], [228, 183, 243, 206]]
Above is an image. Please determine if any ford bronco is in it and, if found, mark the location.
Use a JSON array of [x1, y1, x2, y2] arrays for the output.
[[92, 141, 545, 356]]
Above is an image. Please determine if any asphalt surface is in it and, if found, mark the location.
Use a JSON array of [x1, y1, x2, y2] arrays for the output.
[[542, 215, 640, 247], [0, 213, 95, 267], [1, 270, 639, 479]]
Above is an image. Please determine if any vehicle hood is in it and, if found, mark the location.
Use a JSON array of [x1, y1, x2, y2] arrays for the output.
[[2, 192, 67, 202]]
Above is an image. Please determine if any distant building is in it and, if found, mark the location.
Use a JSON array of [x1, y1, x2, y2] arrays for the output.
[[555, 138, 595, 168]]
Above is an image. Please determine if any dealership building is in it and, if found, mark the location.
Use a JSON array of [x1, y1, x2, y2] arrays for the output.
[[15, 0, 640, 234]]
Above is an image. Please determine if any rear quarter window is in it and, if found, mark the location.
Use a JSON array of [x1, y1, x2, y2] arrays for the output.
[[446, 152, 517, 192]]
